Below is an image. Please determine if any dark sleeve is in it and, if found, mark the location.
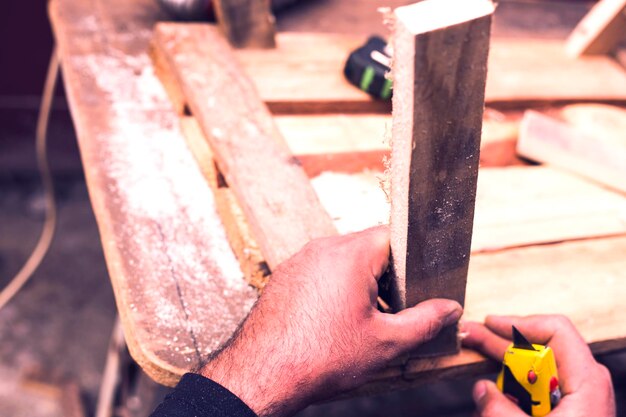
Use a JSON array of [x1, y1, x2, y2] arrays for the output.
[[150, 373, 258, 417]]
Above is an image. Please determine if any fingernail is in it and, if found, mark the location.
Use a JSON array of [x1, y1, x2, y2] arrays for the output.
[[457, 321, 470, 340], [473, 380, 487, 403], [444, 307, 463, 327]]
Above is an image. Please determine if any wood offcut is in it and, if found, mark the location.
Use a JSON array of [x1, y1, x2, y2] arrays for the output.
[[565, 0, 626, 57], [518, 110, 626, 194], [389, 0, 494, 356]]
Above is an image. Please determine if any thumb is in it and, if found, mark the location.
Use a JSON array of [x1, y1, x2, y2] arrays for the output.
[[376, 299, 462, 353], [473, 380, 526, 417]]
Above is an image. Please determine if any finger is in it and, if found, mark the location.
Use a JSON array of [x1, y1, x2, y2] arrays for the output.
[[350, 225, 390, 280], [461, 322, 510, 362], [473, 380, 526, 417], [375, 299, 462, 354], [484, 315, 595, 392]]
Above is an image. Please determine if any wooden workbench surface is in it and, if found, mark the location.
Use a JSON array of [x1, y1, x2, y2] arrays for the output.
[[50, 0, 626, 389]]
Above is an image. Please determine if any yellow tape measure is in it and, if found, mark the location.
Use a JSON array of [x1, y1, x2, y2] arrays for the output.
[[497, 326, 561, 416]]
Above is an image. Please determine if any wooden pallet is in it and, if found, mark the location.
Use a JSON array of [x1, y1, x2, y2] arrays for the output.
[[52, 0, 626, 389]]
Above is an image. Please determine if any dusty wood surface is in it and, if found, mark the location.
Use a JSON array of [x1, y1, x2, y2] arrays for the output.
[[152, 22, 337, 269], [565, 0, 626, 56], [179, 116, 270, 289], [389, 0, 493, 355], [212, 0, 276, 48], [49, 0, 257, 387], [518, 110, 626, 194]]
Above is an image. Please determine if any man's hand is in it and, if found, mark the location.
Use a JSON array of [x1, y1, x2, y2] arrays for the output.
[[200, 226, 462, 417], [463, 315, 615, 417]]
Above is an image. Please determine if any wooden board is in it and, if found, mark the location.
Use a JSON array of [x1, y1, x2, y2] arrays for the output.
[[152, 26, 626, 114], [211, 0, 276, 48], [49, 0, 258, 387], [180, 116, 270, 289], [240, 35, 626, 111], [565, 0, 626, 57], [275, 114, 523, 175], [518, 110, 626, 194], [311, 167, 626, 252], [389, 0, 493, 355], [152, 22, 337, 269]]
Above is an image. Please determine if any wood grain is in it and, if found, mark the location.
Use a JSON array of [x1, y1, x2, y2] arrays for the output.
[[180, 116, 270, 289], [565, 0, 626, 57], [152, 23, 337, 269], [49, 0, 257, 386], [212, 0, 276, 48], [518, 110, 626, 194], [389, 0, 493, 355]]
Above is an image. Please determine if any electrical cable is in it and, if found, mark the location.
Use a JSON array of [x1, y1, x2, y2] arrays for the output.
[[0, 46, 59, 310]]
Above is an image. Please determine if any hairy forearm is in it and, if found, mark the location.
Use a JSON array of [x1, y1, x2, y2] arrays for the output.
[[199, 313, 313, 417]]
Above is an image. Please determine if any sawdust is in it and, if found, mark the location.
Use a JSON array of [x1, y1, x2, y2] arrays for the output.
[[69, 51, 257, 367]]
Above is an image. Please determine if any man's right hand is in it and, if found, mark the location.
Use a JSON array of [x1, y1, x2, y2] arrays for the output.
[[463, 315, 616, 417]]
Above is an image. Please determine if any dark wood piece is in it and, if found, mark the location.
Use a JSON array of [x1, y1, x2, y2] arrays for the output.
[[389, 0, 494, 355], [212, 0, 276, 48]]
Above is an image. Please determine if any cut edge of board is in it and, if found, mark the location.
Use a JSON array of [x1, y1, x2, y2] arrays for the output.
[[395, 0, 495, 35]]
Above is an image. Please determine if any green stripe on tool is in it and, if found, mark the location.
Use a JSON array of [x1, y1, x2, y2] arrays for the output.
[[360, 66, 375, 92], [381, 79, 392, 99]]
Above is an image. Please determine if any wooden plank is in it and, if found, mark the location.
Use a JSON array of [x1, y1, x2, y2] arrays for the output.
[[274, 114, 522, 175], [518, 110, 626, 194], [565, 0, 626, 57], [237, 35, 626, 111], [179, 116, 270, 289], [152, 23, 337, 269], [212, 0, 276, 48], [312, 167, 626, 253], [49, 0, 257, 387], [389, 0, 493, 356], [152, 25, 626, 114]]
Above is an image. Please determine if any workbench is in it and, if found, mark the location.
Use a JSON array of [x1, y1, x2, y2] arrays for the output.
[[50, 0, 626, 395]]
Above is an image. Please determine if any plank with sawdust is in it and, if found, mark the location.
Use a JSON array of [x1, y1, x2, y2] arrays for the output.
[[179, 116, 270, 289], [152, 23, 337, 269], [49, 0, 257, 387]]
